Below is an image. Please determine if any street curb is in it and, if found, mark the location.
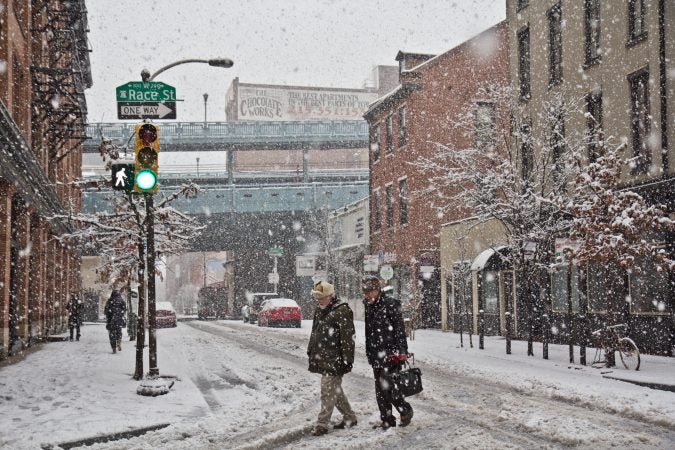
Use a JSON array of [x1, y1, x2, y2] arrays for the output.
[[42, 423, 170, 449], [602, 375, 675, 392]]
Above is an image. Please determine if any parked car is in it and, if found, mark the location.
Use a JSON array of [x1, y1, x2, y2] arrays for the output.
[[243, 292, 277, 324], [155, 301, 177, 328], [257, 298, 301, 328]]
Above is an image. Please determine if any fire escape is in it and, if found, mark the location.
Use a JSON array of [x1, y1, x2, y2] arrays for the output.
[[31, 0, 92, 163]]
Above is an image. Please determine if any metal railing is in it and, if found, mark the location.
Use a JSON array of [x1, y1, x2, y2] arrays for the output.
[[84, 120, 369, 148]]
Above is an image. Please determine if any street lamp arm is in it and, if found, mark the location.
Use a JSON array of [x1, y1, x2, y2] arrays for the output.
[[143, 58, 234, 81]]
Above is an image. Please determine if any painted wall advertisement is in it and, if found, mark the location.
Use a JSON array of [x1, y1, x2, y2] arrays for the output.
[[237, 86, 378, 121]]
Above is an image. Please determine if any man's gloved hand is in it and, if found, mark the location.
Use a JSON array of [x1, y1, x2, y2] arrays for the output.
[[387, 353, 409, 364]]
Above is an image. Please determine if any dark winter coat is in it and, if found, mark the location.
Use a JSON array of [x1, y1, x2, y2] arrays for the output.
[[364, 291, 408, 368], [307, 298, 355, 376], [104, 291, 127, 329], [67, 297, 83, 326]]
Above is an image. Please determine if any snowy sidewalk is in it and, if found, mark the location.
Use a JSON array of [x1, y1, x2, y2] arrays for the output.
[[403, 328, 675, 427], [0, 322, 211, 449]]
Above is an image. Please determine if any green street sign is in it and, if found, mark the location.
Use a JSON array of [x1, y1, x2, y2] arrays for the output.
[[268, 246, 284, 257], [116, 81, 177, 120], [116, 81, 176, 102]]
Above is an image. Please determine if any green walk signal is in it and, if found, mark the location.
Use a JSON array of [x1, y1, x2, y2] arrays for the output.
[[135, 169, 157, 191]]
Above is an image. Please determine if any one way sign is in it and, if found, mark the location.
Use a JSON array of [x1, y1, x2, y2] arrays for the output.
[[117, 102, 176, 120]]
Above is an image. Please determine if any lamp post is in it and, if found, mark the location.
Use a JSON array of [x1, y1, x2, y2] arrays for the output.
[[203, 93, 209, 124], [141, 58, 234, 82], [136, 57, 233, 382]]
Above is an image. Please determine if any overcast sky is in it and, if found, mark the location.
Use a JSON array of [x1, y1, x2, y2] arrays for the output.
[[85, 0, 505, 123]]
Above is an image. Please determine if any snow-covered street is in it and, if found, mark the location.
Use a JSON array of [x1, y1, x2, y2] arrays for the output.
[[1, 320, 673, 449]]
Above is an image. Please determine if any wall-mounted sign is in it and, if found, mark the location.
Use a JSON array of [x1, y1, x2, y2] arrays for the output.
[[379, 264, 394, 281], [234, 85, 379, 121]]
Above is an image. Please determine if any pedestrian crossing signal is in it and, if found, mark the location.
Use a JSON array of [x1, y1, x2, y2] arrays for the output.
[[133, 123, 159, 193], [111, 163, 134, 193]]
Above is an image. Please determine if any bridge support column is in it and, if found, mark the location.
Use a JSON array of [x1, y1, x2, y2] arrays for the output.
[[227, 149, 234, 185], [303, 147, 309, 183]]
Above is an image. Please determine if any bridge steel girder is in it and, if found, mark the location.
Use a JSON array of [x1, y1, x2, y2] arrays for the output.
[[83, 120, 369, 153], [82, 182, 368, 215]]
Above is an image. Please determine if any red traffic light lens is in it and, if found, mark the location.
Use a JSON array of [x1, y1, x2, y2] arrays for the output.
[[139, 124, 157, 145]]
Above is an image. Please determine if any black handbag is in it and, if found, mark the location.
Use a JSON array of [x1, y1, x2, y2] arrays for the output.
[[389, 355, 423, 397]]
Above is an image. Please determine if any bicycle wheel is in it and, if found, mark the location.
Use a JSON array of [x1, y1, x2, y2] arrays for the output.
[[618, 337, 640, 371]]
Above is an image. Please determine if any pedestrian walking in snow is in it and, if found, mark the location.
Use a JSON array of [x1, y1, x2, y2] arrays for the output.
[[104, 289, 127, 354], [67, 294, 83, 341], [307, 281, 358, 436], [362, 275, 414, 429]]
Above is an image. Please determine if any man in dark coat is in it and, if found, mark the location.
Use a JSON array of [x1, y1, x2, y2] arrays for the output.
[[307, 281, 357, 436], [67, 294, 83, 341], [363, 275, 413, 429], [104, 289, 127, 354]]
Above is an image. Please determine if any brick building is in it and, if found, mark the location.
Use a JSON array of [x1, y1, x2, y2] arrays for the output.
[[505, 0, 674, 354], [364, 23, 508, 328], [0, 1, 92, 358]]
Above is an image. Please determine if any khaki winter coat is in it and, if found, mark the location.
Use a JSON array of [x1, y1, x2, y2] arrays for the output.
[[307, 298, 355, 376]]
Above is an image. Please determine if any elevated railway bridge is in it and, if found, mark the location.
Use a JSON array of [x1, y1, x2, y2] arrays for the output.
[[81, 120, 370, 305]]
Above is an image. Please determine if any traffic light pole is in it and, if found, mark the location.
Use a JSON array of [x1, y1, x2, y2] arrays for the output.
[[145, 193, 159, 376]]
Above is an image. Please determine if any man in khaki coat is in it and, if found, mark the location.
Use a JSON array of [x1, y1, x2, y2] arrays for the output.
[[307, 281, 358, 436]]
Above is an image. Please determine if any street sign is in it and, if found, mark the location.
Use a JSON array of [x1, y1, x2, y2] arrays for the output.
[[111, 163, 134, 192], [117, 102, 176, 120], [296, 255, 316, 276], [116, 81, 177, 120], [379, 264, 394, 280], [268, 246, 284, 257], [363, 255, 379, 272]]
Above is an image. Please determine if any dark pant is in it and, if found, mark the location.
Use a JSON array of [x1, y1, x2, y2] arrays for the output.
[[372, 364, 412, 424], [108, 326, 122, 349], [69, 323, 80, 340]]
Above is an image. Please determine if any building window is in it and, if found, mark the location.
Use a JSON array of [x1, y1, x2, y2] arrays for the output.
[[520, 122, 533, 182], [517, 26, 531, 100], [551, 265, 580, 312], [548, 3, 563, 86], [398, 107, 407, 148], [517, 0, 529, 11], [371, 125, 381, 162], [550, 110, 565, 178], [628, 68, 651, 174], [398, 178, 408, 225], [386, 115, 393, 154], [587, 262, 624, 313], [629, 253, 673, 314], [452, 262, 472, 320], [481, 271, 499, 313], [373, 189, 381, 231], [385, 184, 393, 228], [474, 102, 496, 148], [628, 0, 647, 45], [586, 91, 603, 162], [584, 0, 601, 66]]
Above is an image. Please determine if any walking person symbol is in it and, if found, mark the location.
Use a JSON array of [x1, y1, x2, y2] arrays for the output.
[[115, 167, 127, 187]]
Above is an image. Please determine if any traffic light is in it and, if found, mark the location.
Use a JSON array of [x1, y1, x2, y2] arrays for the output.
[[133, 123, 159, 193]]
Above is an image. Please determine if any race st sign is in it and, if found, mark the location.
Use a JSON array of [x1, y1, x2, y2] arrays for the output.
[[116, 81, 177, 120], [116, 81, 176, 102]]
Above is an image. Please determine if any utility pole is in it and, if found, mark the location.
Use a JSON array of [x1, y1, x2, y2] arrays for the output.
[[146, 193, 159, 376]]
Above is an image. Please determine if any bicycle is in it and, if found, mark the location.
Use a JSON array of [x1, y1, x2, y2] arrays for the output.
[[591, 324, 640, 370]]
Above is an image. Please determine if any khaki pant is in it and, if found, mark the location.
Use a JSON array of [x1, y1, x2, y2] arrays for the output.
[[317, 374, 356, 428]]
